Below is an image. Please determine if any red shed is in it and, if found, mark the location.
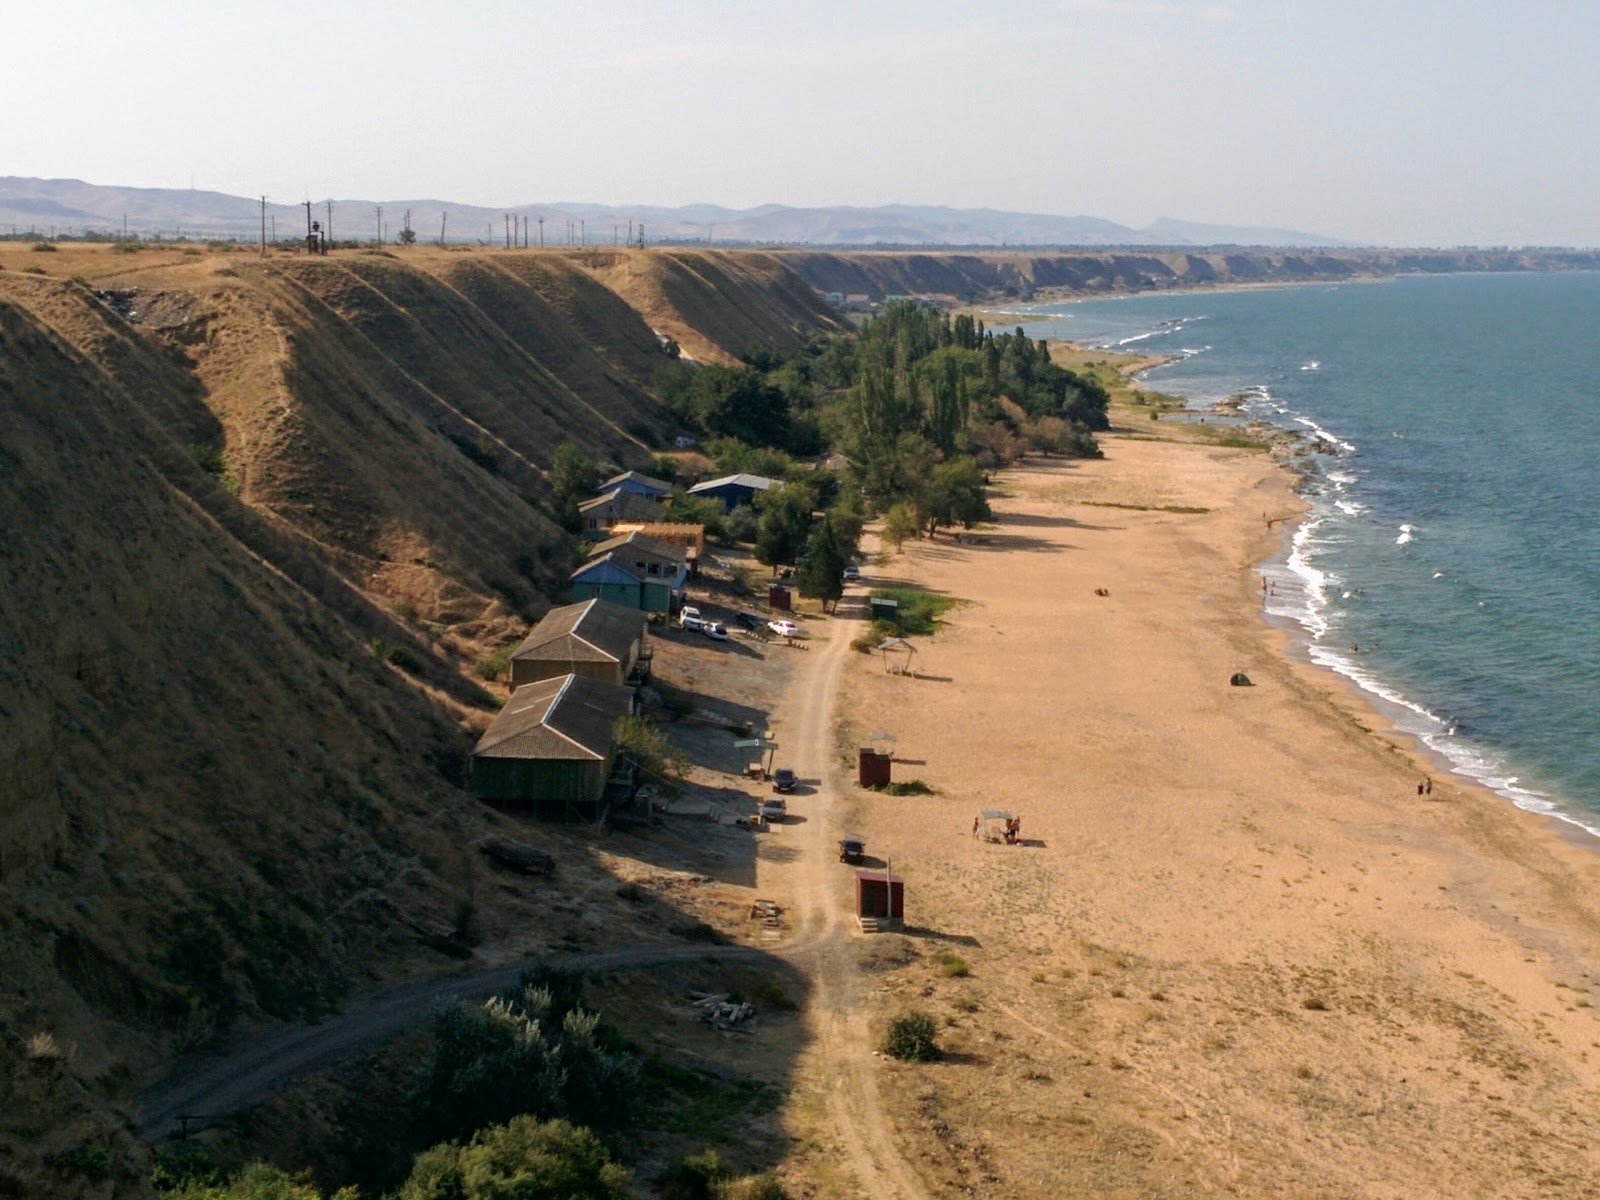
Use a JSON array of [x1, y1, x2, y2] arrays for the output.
[[767, 583, 792, 611], [858, 746, 892, 787], [855, 870, 905, 932]]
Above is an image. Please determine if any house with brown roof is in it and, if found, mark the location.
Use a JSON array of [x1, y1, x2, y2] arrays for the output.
[[577, 488, 663, 539], [510, 598, 648, 688], [470, 673, 636, 808]]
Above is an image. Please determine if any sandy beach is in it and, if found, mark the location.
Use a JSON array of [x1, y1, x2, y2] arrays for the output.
[[806, 424, 1600, 1196]]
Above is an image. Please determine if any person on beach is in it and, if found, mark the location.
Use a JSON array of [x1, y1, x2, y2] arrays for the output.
[[1426, 777, 1433, 796], [1418, 781, 1426, 796], [972, 816, 980, 840]]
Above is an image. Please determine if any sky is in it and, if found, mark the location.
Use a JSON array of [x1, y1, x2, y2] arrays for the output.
[[6, 0, 1598, 247]]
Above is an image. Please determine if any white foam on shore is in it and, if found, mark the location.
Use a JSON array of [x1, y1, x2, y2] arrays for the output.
[[1257, 409, 1600, 840]]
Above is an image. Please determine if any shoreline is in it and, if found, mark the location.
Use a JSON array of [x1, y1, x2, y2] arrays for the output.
[[1055, 317, 1600, 852], [837, 428, 1600, 1194]]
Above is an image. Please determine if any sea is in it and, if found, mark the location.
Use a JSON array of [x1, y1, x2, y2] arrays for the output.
[[1007, 272, 1600, 838]]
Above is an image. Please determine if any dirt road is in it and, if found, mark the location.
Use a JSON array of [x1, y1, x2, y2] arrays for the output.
[[139, 591, 931, 1196], [758, 595, 933, 1200], [135, 942, 769, 1141]]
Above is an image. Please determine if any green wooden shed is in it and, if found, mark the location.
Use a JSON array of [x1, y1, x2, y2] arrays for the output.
[[471, 674, 635, 812]]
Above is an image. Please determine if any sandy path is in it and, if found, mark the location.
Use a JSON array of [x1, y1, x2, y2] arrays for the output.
[[758, 597, 934, 1200]]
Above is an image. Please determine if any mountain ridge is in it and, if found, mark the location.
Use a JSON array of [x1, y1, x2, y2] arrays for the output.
[[0, 176, 1351, 248]]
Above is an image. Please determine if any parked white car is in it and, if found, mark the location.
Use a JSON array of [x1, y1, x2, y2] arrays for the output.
[[843, 562, 860, 582], [702, 621, 728, 641], [678, 606, 703, 632], [768, 619, 801, 638], [760, 797, 787, 822]]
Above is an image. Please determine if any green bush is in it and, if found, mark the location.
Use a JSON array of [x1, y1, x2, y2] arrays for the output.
[[475, 640, 518, 681], [657, 1149, 730, 1200], [407, 978, 639, 1149], [867, 588, 961, 636], [737, 1175, 793, 1200], [934, 950, 970, 977], [31, 241, 56, 252], [398, 1117, 630, 1200], [882, 1010, 940, 1062]]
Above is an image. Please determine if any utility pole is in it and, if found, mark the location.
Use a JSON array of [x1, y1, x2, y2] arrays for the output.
[[537, 215, 544, 247], [304, 200, 314, 253], [637, 223, 645, 249], [628, 219, 633, 245], [580, 219, 585, 246], [440, 212, 447, 245], [260, 196, 267, 256], [375, 205, 383, 246], [326, 200, 334, 250]]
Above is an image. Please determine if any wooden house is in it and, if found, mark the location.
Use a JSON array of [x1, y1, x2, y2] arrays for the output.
[[577, 488, 662, 539], [599, 470, 672, 500], [470, 673, 635, 810], [686, 472, 775, 512], [510, 598, 648, 688], [568, 552, 672, 613], [586, 531, 687, 601]]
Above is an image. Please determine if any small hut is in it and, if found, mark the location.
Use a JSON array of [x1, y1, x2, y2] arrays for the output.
[[858, 746, 892, 787], [855, 869, 905, 932]]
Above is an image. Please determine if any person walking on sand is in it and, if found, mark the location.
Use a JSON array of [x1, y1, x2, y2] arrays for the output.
[[972, 816, 980, 840], [1425, 777, 1433, 796]]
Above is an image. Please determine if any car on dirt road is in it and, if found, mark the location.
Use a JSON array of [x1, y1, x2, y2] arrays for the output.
[[842, 562, 860, 582], [768, 619, 801, 639], [733, 611, 762, 631], [678, 606, 702, 632], [760, 797, 787, 822], [771, 767, 797, 793], [702, 621, 728, 640]]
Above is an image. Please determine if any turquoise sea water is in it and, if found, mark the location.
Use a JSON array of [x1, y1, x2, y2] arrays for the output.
[[1010, 273, 1600, 835]]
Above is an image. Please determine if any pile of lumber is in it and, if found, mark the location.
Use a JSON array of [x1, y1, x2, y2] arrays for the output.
[[689, 990, 755, 1031]]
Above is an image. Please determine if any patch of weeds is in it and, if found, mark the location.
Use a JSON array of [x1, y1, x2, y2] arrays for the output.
[[392, 599, 420, 625], [870, 779, 938, 796], [951, 993, 980, 1013], [31, 241, 57, 252], [658, 1148, 730, 1200], [934, 949, 970, 978], [882, 1010, 940, 1061], [641, 1059, 779, 1141], [474, 640, 518, 682], [867, 587, 964, 636], [669, 920, 728, 945], [741, 974, 800, 1012], [372, 638, 424, 675]]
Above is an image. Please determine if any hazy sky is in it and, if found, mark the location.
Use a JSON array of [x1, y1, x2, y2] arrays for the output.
[[8, 1, 1597, 246]]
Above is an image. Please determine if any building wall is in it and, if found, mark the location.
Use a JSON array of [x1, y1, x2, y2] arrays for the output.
[[470, 756, 606, 807], [569, 580, 670, 613]]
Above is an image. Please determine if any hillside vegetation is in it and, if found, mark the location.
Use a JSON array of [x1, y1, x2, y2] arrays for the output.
[[0, 243, 842, 1196]]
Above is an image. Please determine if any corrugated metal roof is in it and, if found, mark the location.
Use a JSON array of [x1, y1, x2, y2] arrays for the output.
[[600, 470, 671, 494], [687, 473, 775, 494], [473, 673, 633, 761], [511, 598, 644, 665]]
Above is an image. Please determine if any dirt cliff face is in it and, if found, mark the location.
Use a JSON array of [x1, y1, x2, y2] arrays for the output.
[[0, 243, 843, 1195]]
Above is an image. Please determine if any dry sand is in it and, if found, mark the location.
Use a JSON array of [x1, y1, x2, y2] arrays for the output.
[[819, 429, 1600, 1197]]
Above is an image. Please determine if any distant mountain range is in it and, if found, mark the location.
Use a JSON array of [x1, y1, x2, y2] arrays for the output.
[[0, 177, 1351, 249]]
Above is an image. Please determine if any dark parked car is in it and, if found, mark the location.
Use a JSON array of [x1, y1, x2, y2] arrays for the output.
[[771, 768, 797, 793], [838, 836, 865, 864], [734, 611, 762, 631]]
